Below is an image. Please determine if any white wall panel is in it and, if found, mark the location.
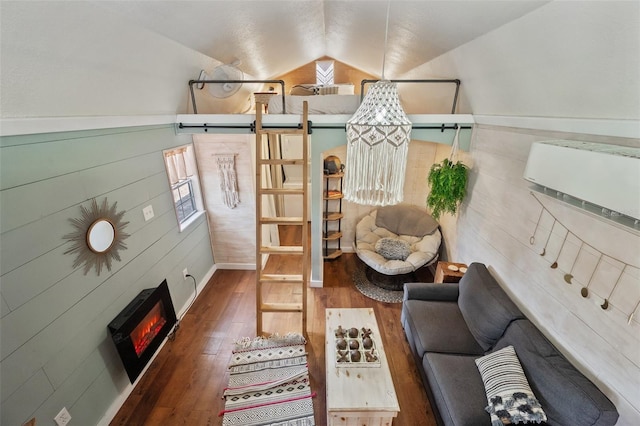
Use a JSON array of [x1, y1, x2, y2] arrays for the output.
[[451, 125, 640, 424]]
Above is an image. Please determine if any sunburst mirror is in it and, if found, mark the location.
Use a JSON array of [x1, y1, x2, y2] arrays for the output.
[[63, 198, 130, 275]]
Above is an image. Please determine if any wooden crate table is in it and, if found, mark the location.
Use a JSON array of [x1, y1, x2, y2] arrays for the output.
[[325, 308, 400, 426], [434, 261, 468, 283]]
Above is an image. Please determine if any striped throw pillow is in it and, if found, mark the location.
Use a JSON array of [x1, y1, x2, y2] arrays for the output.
[[475, 345, 547, 425]]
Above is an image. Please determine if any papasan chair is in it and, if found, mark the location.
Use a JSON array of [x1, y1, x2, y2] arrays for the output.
[[355, 204, 441, 290]]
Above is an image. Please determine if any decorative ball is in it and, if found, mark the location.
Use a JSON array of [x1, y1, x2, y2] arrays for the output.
[[348, 327, 359, 338], [336, 339, 347, 350], [324, 155, 342, 174], [349, 340, 360, 350], [350, 350, 361, 362]]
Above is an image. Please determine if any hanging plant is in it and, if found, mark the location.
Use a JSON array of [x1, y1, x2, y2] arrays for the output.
[[427, 158, 468, 220], [426, 126, 469, 220]]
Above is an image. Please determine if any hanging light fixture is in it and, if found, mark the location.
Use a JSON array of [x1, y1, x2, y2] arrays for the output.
[[343, 1, 412, 206]]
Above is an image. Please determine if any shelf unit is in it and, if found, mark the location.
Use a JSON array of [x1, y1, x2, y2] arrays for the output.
[[323, 171, 344, 260]]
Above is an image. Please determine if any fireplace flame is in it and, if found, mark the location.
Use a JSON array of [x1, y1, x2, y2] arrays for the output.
[[131, 302, 167, 357]]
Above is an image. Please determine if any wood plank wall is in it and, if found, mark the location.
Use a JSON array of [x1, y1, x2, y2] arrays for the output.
[[455, 125, 640, 422], [0, 125, 215, 425], [193, 134, 256, 267]]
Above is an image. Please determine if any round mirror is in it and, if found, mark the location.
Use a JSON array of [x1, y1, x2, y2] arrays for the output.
[[87, 219, 116, 253], [64, 198, 130, 275]]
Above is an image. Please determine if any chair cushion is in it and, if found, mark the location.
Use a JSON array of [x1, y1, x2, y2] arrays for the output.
[[375, 204, 439, 237], [458, 263, 524, 351], [355, 209, 441, 275]]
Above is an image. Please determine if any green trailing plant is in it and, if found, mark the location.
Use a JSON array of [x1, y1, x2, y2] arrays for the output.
[[427, 158, 468, 220]]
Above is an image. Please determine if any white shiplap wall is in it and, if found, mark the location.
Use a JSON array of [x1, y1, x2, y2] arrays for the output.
[[454, 124, 640, 424], [193, 134, 257, 267]]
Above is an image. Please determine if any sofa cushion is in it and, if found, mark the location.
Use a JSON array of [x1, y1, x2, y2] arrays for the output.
[[458, 263, 524, 351], [494, 320, 619, 426], [475, 345, 547, 425], [403, 299, 485, 357], [423, 353, 491, 425]]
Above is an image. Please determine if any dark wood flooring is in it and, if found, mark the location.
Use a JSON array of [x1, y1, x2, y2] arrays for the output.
[[110, 227, 437, 426]]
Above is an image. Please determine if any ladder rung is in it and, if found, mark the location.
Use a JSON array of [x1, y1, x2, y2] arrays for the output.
[[260, 302, 303, 313], [260, 246, 304, 254], [260, 159, 304, 165], [260, 217, 304, 225], [260, 274, 304, 283], [260, 188, 304, 195]]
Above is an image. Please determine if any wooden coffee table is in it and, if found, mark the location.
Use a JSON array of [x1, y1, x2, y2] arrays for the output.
[[325, 308, 400, 425]]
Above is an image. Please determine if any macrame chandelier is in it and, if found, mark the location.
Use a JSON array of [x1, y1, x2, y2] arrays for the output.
[[343, 1, 412, 206]]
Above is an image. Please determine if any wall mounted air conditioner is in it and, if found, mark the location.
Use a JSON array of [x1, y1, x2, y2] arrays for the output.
[[524, 141, 640, 224]]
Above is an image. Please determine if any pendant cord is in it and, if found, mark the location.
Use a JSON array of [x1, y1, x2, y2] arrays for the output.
[[381, 0, 391, 81]]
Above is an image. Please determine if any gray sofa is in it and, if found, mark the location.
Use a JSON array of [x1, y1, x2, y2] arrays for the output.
[[401, 262, 619, 425]]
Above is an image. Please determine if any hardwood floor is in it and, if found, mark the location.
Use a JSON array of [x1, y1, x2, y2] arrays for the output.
[[110, 227, 437, 426]]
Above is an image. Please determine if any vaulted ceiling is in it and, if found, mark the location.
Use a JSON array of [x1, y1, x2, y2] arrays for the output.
[[2, 1, 638, 121], [95, 1, 550, 80]]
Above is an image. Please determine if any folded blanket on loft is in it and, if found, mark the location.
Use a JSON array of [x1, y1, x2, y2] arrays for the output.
[[220, 333, 316, 426]]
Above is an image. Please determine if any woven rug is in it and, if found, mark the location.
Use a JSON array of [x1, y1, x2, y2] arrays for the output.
[[353, 263, 404, 303], [220, 333, 316, 426]]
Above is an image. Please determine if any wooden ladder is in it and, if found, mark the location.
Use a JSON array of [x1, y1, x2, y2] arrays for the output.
[[255, 101, 309, 337]]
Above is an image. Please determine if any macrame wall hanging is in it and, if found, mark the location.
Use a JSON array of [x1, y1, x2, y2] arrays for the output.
[[530, 191, 639, 324], [215, 154, 240, 209]]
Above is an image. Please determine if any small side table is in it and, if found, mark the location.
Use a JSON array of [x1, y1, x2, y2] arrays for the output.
[[434, 261, 468, 283]]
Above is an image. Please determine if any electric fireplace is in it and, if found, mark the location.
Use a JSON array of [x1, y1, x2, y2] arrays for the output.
[[108, 280, 177, 383]]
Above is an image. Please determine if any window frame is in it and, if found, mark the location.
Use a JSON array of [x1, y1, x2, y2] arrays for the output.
[[171, 178, 197, 224]]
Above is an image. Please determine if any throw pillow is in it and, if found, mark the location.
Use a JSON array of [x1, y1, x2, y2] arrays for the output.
[[290, 85, 317, 96], [475, 345, 547, 426], [374, 238, 411, 261]]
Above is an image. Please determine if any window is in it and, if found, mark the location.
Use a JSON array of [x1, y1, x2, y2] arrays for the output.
[[316, 60, 334, 86], [172, 179, 196, 223], [163, 145, 203, 230]]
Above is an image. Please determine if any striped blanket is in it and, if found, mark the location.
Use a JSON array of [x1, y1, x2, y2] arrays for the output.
[[220, 334, 316, 426]]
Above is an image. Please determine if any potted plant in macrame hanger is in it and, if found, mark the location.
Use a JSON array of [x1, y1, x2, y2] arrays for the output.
[[427, 126, 469, 220]]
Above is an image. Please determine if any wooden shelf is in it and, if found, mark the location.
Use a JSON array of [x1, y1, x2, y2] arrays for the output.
[[324, 172, 344, 178], [324, 190, 343, 200], [323, 231, 343, 241], [323, 212, 344, 221], [323, 248, 343, 260]]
